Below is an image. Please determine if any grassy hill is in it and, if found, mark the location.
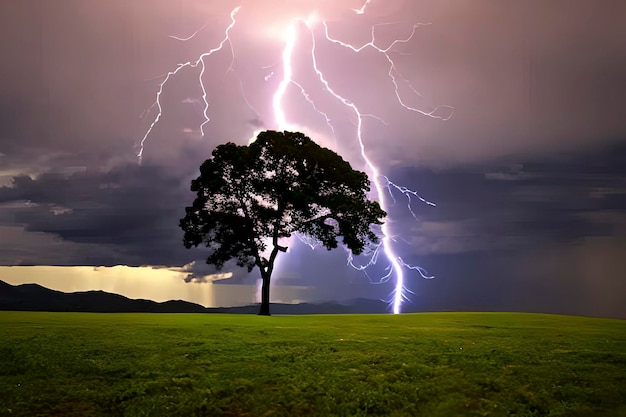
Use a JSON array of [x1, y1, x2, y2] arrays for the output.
[[0, 312, 624, 416]]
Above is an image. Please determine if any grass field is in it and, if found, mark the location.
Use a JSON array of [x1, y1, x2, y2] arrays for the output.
[[0, 312, 624, 416]]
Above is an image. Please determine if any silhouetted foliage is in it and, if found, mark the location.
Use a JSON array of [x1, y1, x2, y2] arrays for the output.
[[180, 130, 386, 315]]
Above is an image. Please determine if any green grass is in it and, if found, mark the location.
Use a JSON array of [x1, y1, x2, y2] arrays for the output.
[[0, 312, 624, 416]]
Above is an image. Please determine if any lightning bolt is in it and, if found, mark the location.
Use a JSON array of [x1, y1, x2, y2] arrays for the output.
[[353, 0, 373, 15], [137, 6, 240, 162], [322, 21, 454, 121], [138, 3, 452, 314]]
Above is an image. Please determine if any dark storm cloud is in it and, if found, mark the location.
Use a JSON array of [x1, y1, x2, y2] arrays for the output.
[[387, 143, 626, 257], [0, 163, 201, 266], [390, 146, 626, 318], [178, 259, 253, 284], [388, 144, 626, 318], [400, 244, 626, 319]]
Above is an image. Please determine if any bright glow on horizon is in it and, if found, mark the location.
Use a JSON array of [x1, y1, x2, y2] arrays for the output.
[[0, 265, 216, 307], [0, 266, 310, 308]]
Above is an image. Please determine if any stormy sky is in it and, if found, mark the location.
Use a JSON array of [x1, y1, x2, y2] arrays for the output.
[[1, 0, 625, 317]]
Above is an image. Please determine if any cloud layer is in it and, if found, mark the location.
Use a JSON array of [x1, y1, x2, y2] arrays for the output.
[[0, 0, 625, 316]]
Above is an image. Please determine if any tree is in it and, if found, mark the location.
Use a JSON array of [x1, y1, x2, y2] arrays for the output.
[[180, 130, 386, 315]]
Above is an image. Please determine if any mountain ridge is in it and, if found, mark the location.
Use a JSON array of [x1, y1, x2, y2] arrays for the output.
[[0, 280, 388, 314]]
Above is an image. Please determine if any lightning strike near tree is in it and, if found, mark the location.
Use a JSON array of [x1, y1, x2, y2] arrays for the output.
[[138, 2, 452, 313]]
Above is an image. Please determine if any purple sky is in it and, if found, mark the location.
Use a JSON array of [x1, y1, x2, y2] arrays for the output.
[[1, 0, 625, 317]]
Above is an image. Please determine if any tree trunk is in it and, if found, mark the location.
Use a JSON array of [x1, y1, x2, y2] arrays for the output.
[[257, 273, 271, 316]]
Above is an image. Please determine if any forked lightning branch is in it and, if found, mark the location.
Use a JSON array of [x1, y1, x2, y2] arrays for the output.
[[138, 1, 452, 314]]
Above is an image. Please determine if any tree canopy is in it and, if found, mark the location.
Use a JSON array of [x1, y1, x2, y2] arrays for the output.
[[180, 130, 386, 315]]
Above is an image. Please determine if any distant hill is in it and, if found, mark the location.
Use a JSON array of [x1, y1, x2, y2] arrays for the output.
[[0, 280, 208, 313], [0, 280, 388, 314], [210, 297, 388, 315]]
